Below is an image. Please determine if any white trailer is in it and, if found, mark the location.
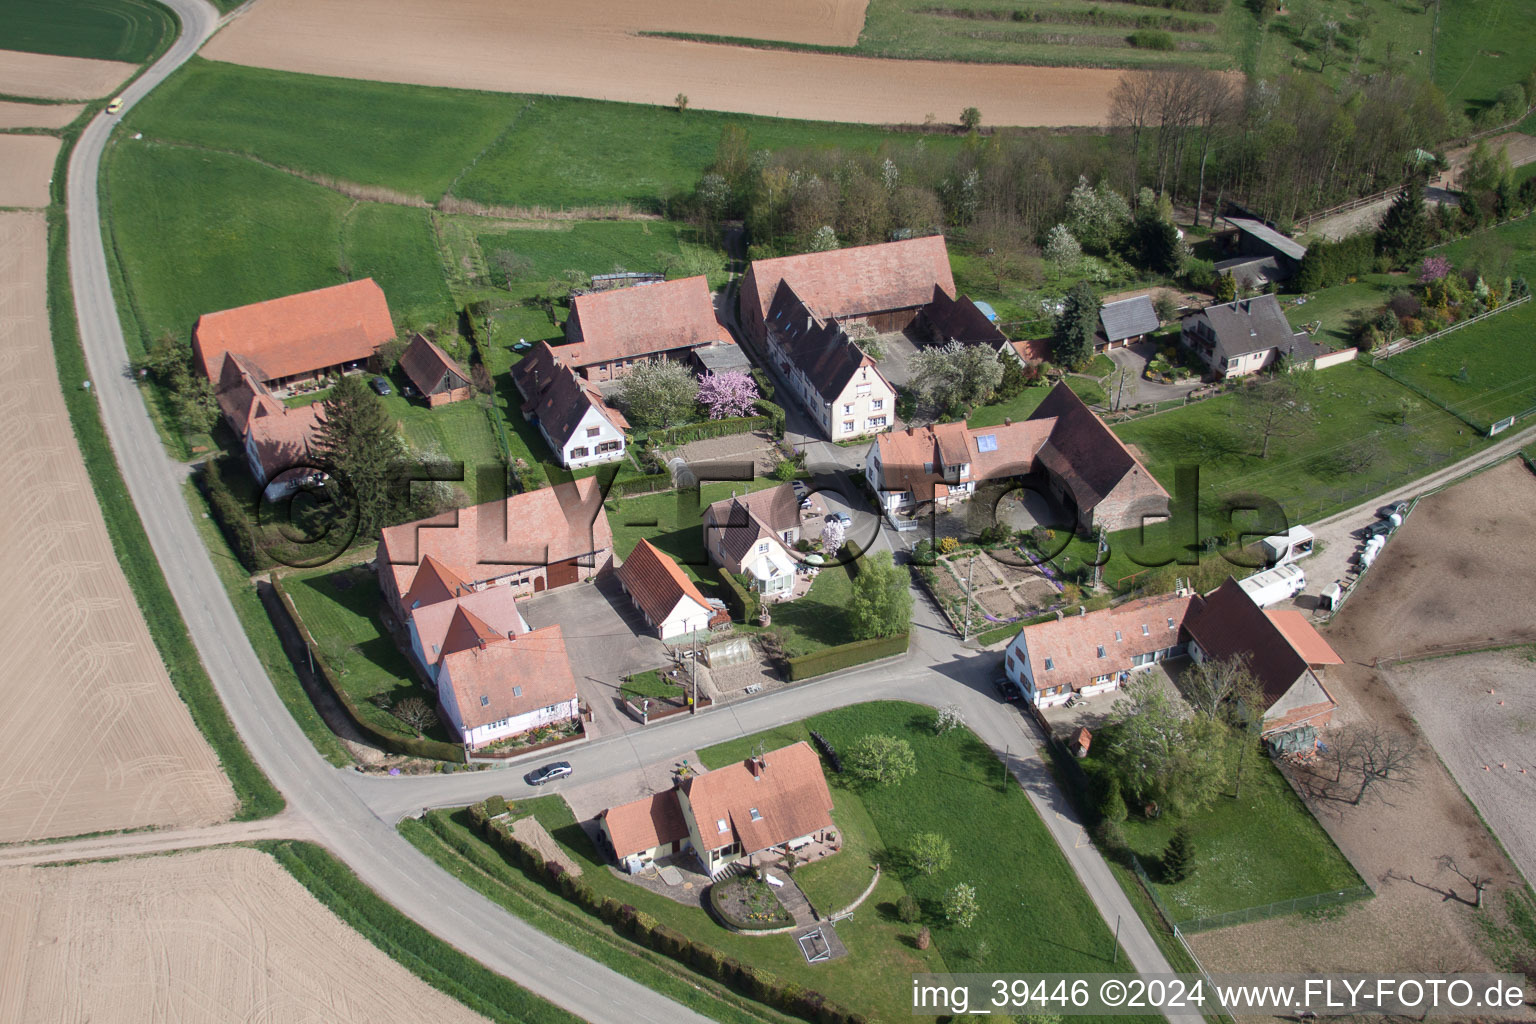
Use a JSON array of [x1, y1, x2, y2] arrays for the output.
[[1260, 525, 1315, 565], [1237, 563, 1307, 608]]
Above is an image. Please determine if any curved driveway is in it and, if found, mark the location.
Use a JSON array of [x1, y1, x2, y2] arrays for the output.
[[64, 4, 1192, 1022]]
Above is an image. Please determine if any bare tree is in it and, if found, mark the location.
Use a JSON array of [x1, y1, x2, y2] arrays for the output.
[[1237, 373, 1313, 459], [393, 696, 439, 738], [1327, 724, 1422, 806], [1437, 855, 1492, 908], [1181, 654, 1263, 721], [1109, 72, 1158, 193]]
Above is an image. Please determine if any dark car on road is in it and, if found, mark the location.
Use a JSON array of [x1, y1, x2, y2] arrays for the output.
[[524, 761, 572, 786], [370, 376, 393, 396], [1362, 517, 1397, 541], [994, 676, 1020, 702], [828, 512, 852, 526]]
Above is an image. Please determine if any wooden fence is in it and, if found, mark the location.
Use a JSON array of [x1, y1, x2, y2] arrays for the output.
[[1373, 294, 1531, 360]]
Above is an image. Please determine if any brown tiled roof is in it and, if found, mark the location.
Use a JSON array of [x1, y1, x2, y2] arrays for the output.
[[965, 420, 1053, 480], [440, 624, 577, 732], [245, 404, 322, 481], [520, 360, 627, 449], [1011, 338, 1051, 364], [409, 583, 526, 668], [379, 477, 613, 601], [872, 422, 971, 501], [1012, 593, 1192, 691], [193, 279, 394, 381], [924, 289, 1007, 346], [747, 236, 956, 323], [401, 554, 474, 611], [602, 792, 691, 860], [1026, 383, 1168, 512], [1183, 579, 1313, 710], [1266, 609, 1343, 666], [618, 539, 712, 625], [683, 741, 833, 855], [561, 276, 727, 369], [764, 282, 889, 404], [704, 484, 800, 567], [399, 333, 470, 395]]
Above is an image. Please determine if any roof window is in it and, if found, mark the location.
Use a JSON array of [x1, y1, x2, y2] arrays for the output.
[[749, 808, 762, 822], [1096, 645, 1106, 658], [1114, 630, 1122, 642], [1142, 624, 1150, 636], [716, 818, 729, 834], [1044, 657, 1054, 671], [1167, 617, 1176, 630], [513, 685, 522, 697], [480, 695, 490, 707]]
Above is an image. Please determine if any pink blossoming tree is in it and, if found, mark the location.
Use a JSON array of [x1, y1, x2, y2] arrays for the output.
[[696, 370, 760, 419], [1419, 255, 1451, 283]]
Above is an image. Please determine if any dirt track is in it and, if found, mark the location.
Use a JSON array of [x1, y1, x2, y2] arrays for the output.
[[0, 212, 233, 842], [0, 135, 62, 208], [0, 101, 84, 129], [0, 49, 133, 101], [202, 0, 1126, 126], [0, 847, 490, 1024]]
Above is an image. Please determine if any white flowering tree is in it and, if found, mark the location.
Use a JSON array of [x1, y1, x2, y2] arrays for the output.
[[1043, 223, 1082, 280], [820, 516, 845, 558]]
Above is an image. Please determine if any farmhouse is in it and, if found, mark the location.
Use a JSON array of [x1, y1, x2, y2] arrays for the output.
[[617, 539, 718, 642], [192, 278, 395, 386], [398, 557, 529, 681], [739, 235, 956, 344], [213, 354, 321, 492], [557, 275, 730, 383], [377, 476, 613, 622], [865, 383, 1169, 534], [601, 741, 834, 876], [1096, 294, 1160, 351], [434, 623, 580, 751], [1180, 294, 1322, 379], [703, 483, 802, 598], [512, 342, 628, 468], [1183, 578, 1341, 736], [1215, 216, 1307, 290], [1003, 592, 1193, 708], [399, 333, 473, 406], [760, 281, 898, 439]]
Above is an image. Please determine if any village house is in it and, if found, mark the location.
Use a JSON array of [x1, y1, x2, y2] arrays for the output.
[[760, 281, 898, 439], [702, 483, 802, 599], [1180, 294, 1322, 379], [399, 333, 473, 406], [1215, 216, 1307, 290], [1003, 592, 1193, 708], [512, 342, 628, 468], [616, 539, 721, 642], [434, 623, 580, 752], [213, 354, 322, 493], [396, 555, 529, 681], [1182, 578, 1341, 737], [865, 383, 1169, 535], [1096, 294, 1161, 352], [192, 278, 396, 387], [377, 476, 613, 622], [599, 741, 835, 876], [557, 275, 732, 383]]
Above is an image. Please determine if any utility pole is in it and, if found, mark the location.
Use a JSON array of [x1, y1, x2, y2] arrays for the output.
[[962, 551, 975, 641], [690, 636, 698, 715], [1001, 744, 1010, 788], [1111, 914, 1121, 964]]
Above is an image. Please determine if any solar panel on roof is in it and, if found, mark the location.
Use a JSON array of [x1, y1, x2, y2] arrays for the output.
[[975, 434, 998, 452]]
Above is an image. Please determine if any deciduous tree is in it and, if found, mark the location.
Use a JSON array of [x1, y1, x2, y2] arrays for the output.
[[696, 370, 759, 419], [907, 832, 953, 875], [943, 883, 979, 928], [616, 359, 699, 428], [847, 734, 917, 786], [1043, 224, 1081, 280], [847, 551, 912, 639]]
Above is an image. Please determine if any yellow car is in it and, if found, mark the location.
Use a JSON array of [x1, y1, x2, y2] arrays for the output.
[[106, 96, 124, 114]]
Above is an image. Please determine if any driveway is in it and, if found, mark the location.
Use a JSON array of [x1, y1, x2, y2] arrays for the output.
[[1105, 341, 1206, 409], [517, 573, 670, 739]]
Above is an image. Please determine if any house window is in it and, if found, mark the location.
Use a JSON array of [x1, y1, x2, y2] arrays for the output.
[[871, 398, 884, 411], [867, 416, 887, 429], [782, 531, 794, 543], [596, 440, 621, 453], [569, 446, 589, 459], [544, 704, 559, 714], [586, 426, 600, 438], [923, 462, 934, 474], [855, 383, 871, 396], [843, 403, 854, 415], [842, 420, 854, 433], [749, 808, 762, 822], [758, 541, 769, 553]]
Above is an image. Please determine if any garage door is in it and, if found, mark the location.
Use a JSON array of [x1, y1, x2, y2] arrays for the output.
[[546, 557, 580, 589]]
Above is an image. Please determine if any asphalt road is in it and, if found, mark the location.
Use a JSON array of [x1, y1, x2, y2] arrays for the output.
[[61, 4, 1197, 1021]]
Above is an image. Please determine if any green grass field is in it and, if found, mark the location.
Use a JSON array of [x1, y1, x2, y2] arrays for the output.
[[1, 0, 174, 63], [1373, 299, 1536, 428], [343, 205, 457, 327], [1103, 751, 1363, 921], [608, 479, 778, 574], [1248, 0, 1435, 84], [1434, 0, 1536, 111], [1286, 273, 1409, 347], [738, 559, 858, 657], [480, 220, 727, 291]]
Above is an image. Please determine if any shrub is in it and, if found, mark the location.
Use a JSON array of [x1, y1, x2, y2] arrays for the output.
[[716, 567, 759, 623], [916, 925, 932, 950], [937, 536, 960, 554], [1127, 29, 1175, 49], [484, 794, 508, 817], [896, 894, 922, 923], [808, 728, 843, 772]]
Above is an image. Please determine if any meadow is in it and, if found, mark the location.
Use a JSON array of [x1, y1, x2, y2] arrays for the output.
[[1433, 0, 1536, 112], [1372, 299, 1536, 429], [479, 220, 727, 291], [1, 0, 174, 63]]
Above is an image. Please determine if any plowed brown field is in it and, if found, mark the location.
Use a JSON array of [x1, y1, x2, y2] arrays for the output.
[[0, 847, 490, 1024], [202, 0, 1126, 126], [0, 134, 61, 208], [0, 49, 133, 101], [0, 212, 234, 842], [0, 101, 84, 129]]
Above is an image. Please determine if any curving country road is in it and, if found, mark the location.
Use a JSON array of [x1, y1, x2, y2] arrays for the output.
[[61, 3, 1197, 1021]]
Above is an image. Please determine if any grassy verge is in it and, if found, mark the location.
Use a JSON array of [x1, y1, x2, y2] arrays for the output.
[[264, 839, 582, 1024], [399, 814, 795, 1024], [1, 0, 175, 62], [46, 193, 283, 814]]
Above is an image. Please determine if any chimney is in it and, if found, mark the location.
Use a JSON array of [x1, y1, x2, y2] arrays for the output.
[[477, 639, 487, 651], [749, 756, 764, 779], [906, 425, 914, 436], [507, 631, 516, 640]]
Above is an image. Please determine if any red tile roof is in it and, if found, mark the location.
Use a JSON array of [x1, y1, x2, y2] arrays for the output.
[[212, 353, 324, 480], [618, 539, 712, 626], [193, 279, 395, 382], [561, 276, 727, 369], [379, 477, 613, 601], [399, 333, 471, 395], [409, 584, 526, 668], [601, 792, 691, 860], [440, 624, 577, 732], [1266, 609, 1344, 666], [683, 741, 833, 855], [1011, 593, 1193, 690], [746, 236, 955, 323], [1011, 338, 1051, 364]]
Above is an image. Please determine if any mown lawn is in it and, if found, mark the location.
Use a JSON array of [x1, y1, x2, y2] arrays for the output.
[[608, 478, 779, 575], [480, 220, 726, 289], [284, 563, 452, 742], [1, 0, 173, 62], [1372, 299, 1536, 429], [1097, 748, 1363, 923], [738, 559, 857, 657], [1434, 0, 1536, 110], [699, 702, 1148, 1024], [1286, 273, 1408, 348], [968, 384, 1054, 427]]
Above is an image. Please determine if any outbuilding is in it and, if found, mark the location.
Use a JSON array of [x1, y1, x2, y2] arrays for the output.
[[1260, 525, 1315, 566]]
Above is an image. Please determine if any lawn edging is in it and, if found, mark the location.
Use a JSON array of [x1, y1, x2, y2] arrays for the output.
[[263, 839, 580, 1024], [267, 573, 466, 763]]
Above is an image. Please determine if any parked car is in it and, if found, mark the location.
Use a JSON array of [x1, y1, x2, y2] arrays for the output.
[[1378, 501, 1409, 519], [370, 376, 393, 396], [993, 676, 1020, 702], [791, 480, 809, 498], [1362, 516, 1398, 541], [524, 761, 572, 786], [829, 512, 851, 526]]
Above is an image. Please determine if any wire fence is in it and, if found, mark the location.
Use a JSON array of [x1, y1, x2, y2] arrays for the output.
[[1129, 853, 1373, 935]]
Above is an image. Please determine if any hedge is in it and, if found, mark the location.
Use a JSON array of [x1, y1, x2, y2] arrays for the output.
[[201, 456, 269, 572], [715, 567, 759, 623], [267, 574, 467, 762], [750, 368, 774, 400], [785, 631, 908, 681], [648, 415, 769, 446], [752, 398, 785, 436], [609, 471, 672, 497]]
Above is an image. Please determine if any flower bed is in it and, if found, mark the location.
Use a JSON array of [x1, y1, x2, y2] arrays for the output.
[[708, 876, 792, 930], [472, 718, 584, 758]]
